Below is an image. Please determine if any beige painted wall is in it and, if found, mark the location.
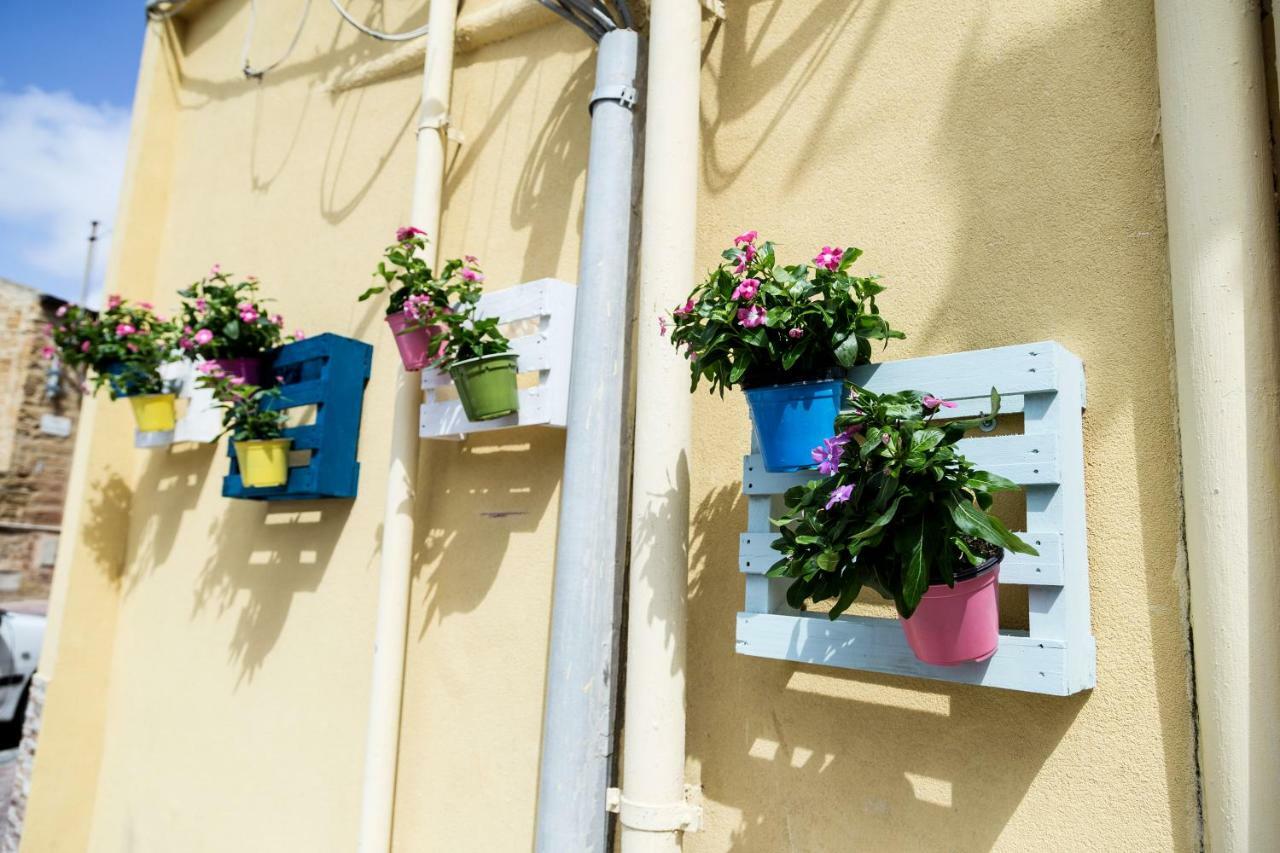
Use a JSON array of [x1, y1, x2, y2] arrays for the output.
[[25, 1, 1198, 851]]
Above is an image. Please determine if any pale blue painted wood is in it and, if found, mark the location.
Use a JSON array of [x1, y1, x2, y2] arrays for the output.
[[733, 340, 1096, 696]]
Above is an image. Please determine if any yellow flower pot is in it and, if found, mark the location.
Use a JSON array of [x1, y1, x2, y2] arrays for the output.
[[234, 438, 292, 488], [129, 394, 177, 432]]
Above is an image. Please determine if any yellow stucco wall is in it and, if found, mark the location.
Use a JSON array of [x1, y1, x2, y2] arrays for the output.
[[24, 1, 1198, 851]]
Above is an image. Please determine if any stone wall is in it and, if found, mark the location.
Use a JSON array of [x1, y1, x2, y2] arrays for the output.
[[0, 279, 83, 601]]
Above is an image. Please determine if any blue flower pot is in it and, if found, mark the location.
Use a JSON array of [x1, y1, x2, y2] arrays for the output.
[[102, 361, 145, 398], [744, 378, 846, 472]]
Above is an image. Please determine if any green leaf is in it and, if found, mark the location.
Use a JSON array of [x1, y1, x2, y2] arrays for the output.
[[852, 495, 903, 540], [898, 517, 929, 616], [223, 319, 241, 340], [816, 549, 840, 572], [828, 577, 862, 619], [358, 285, 386, 302], [945, 497, 1039, 555], [833, 332, 861, 368]]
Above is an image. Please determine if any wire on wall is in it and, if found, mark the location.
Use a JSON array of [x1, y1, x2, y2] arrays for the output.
[[328, 0, 431, 41], [241, 0, 314, 79]]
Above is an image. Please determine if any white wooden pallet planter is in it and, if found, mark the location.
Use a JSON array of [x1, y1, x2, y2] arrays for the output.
[[735, 340, 1096, 696], [133, 360, 223, 449], [419, 278, 576, 439]]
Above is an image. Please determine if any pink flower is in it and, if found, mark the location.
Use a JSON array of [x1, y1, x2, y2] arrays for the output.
[[464, 255, 478, 264], [396, 226, 428, 242], [209, 264, 221, 276], [814, 246, 844, 271], [197, 361, 223, 375], [194, 329, 214, 345], [115, 323, 136, 337], [733, 230, 758, 246], [922, 394, 957, 410], [183, 325, 193, 334], [179, 337, 193, 350], [41, 346, 55, 360], [246, 275, 257, 283], [238, 302, 260, 323], [80, 341, 91, 353], [731, 278, 760, 301], [293, 330, 306, 340], [195, 298, 208, 313], [139, 301, 154, 310], [686, 344, 698, 362], [55, 305, 68, 318], [736, 305, 766, 328], [673, 299, 695, 316], [460, 269, 485, 283], [404, 294, 432, 321], [787, 327, 805, 339], [658, 316, 669, 337], [811, 436, 847, 475], [270, 314, 284, 328], [229, 375, 246, 386], [824, 484, 854, 511], [733, 243, 757, 274], [126, 343, 138, 353], [106, 295, 122, 309]]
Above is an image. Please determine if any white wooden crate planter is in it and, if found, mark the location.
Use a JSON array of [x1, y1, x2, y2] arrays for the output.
[[735, 340, 1096, 696], [419, 278, 576, 439], [133, 360, 222, 449]]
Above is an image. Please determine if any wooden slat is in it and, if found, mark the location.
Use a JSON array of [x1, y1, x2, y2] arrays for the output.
[[742, 433, 1059, 495], [737, 531, 1064, 586], [420, 334, 549, 389], [848, 341, 1059, 399], [736, 612, 1071, 695]]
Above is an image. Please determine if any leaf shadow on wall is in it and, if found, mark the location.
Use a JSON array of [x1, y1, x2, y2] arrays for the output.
[[685, 484, 1087, 852], [127, 444, 218, 592], [412, 427, 565, 637], [80, 473, 134, 586], [192, 499, 352, 688]]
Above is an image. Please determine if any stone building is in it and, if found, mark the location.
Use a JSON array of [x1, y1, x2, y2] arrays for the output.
[[0, 278, 83, 601]]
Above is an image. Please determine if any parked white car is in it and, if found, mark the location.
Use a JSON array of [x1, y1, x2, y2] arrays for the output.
[[0, 609, 43, 745]]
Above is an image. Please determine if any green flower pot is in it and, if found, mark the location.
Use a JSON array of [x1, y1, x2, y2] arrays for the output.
[[449, 353, 519, 421]]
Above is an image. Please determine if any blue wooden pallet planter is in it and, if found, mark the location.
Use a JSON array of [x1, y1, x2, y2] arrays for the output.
[[222, 334, 373, 501]]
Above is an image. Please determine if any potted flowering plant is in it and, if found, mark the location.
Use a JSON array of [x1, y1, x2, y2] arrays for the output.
[[436, 289, 518, 421], [176, 266, 296, 385], [666, 231, 904, 472], [360, 227, 485, 372], [202, 366, 291, 488], [48, 296, 179, 432], [766, 386, 1039, 665]]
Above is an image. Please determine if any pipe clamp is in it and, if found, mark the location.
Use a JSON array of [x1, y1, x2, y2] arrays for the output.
[[590, 84, 639, 111], [606, 785, 702, 832]]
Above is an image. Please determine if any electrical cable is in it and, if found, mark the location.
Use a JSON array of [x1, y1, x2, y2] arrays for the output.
[[560, 0, 617, 32], [145, 0, 190, 21], [537, 0, 601, 41], [327, 0, 430, 41], [612, 0, 635, 30], [241, 0, 313, 79]]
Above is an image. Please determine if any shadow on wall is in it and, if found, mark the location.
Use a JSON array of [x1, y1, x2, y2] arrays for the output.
[[412, 426, 565, 637], [127, 443, 219, 592], [81, 474, 134, 585], [192, 498, 353, 687], [685, 0, 1193, 849]]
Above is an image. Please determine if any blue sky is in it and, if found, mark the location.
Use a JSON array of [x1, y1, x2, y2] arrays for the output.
[[0, 2, 146, 306]]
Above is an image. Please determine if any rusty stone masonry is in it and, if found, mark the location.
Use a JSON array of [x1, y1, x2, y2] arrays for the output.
[[0, 279, 84, 602]]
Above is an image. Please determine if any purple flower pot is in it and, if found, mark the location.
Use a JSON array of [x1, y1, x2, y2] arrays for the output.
[[386, 311, 445, 372], [209, 357, 268, 387]]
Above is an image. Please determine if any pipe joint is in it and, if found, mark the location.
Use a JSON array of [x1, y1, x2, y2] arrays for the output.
[[606, 786, 702, 833]]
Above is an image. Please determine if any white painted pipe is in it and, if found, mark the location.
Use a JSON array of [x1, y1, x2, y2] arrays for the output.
[[1154, 2, 1280, 850], [356, 0, 458, 848], [619, 0, 700, 850]]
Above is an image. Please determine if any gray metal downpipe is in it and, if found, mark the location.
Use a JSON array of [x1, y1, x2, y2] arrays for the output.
[[535, 27, 642, 853]]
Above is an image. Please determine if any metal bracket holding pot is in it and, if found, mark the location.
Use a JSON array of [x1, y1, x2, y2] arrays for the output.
[[419, 278, 577, 440], [734, 341, 1096, 697]]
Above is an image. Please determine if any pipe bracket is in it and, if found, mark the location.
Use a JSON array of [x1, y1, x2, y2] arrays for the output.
[[417, 114, 465, 145], [606, 785, 703, 833], [590, 83, 638, 112]]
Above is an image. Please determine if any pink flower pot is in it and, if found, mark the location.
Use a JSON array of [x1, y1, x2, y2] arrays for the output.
[[209, 357, 267, 387], [386, 311, 445, 372], [899, 561, 1001, 665]]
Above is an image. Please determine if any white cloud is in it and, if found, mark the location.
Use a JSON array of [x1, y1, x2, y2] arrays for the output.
[[0, 87, 131, 306]]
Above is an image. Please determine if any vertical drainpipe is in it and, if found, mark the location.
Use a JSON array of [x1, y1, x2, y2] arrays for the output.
[[618, 0, 701, 850], [357, 0, 458, 849], [535, 27, 642, 853], [1154, 1, 1280, 850]]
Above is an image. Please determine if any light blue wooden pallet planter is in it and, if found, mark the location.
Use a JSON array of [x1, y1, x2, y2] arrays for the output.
[[222, 333, 373, 501], [735, 340, 1096, 696]]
